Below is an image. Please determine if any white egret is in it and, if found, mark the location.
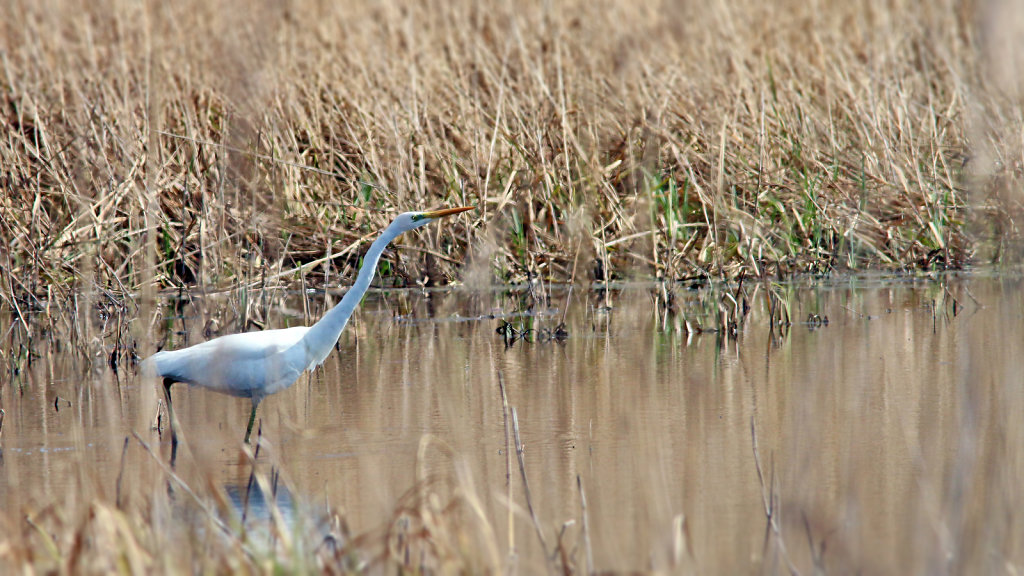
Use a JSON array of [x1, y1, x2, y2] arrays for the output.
[[144, 206, 475, 447]]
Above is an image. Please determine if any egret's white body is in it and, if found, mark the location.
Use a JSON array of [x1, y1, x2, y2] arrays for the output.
[[143, 207, 474, 446], [148, 326, 310, 399]]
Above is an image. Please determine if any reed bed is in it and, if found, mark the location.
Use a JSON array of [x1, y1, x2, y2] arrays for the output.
[[2, 0, 1022, 309]]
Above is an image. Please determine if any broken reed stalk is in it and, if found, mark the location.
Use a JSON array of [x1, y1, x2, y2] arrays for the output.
[[749, 416, 772, 538], [578, 474, 593, 576], [3, 250, 31, 336], [749, 416, 798, 573], [555, 521, 576, 576], [558, 237, 583, 327], [115, 436, 130, 510], [672, 514, 692, 566], [511, 406, 548, 556], [498, 371, 514, 555]]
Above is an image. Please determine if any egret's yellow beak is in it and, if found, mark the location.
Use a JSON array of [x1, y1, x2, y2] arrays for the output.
[[423, 206, 476, 219]]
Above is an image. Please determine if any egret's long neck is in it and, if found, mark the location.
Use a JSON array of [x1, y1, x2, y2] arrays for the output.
[[302, 222, 407, 366]]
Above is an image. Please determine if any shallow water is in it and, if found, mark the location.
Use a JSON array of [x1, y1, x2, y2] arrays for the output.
[[2, 275, 1023, 572]]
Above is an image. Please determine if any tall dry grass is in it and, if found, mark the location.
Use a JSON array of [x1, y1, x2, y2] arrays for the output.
[[2, 0, 1021, 308]]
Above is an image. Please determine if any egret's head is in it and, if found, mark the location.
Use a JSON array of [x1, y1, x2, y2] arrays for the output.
[[396, 205, 475, 232]]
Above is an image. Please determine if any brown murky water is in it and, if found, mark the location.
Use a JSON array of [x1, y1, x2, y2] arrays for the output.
[[2, 275, 1023, 573]]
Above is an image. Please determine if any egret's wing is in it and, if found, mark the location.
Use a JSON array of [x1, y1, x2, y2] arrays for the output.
[[147, 326, 311, 398]]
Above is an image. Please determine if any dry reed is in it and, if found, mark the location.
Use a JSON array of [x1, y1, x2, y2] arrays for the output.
[[1, 0, 1021, 309]]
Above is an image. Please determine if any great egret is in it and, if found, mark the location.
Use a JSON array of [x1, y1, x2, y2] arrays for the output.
[[144, 206, 475, 447]]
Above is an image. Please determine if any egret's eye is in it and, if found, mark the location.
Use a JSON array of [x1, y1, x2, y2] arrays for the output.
[[411, 214, 425, 222]]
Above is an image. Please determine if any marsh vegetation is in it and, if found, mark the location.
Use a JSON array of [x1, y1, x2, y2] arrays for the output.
[[2, 0, 1024, 573], [3, 0, 1022, 304]]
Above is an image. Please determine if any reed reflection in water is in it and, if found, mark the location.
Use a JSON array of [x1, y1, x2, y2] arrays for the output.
[[1, 276, 1022, 573]]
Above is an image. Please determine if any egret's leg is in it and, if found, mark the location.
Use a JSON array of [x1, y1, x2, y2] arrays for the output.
[[243, 397, 261, 444], [163, 378, 179, 467]]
